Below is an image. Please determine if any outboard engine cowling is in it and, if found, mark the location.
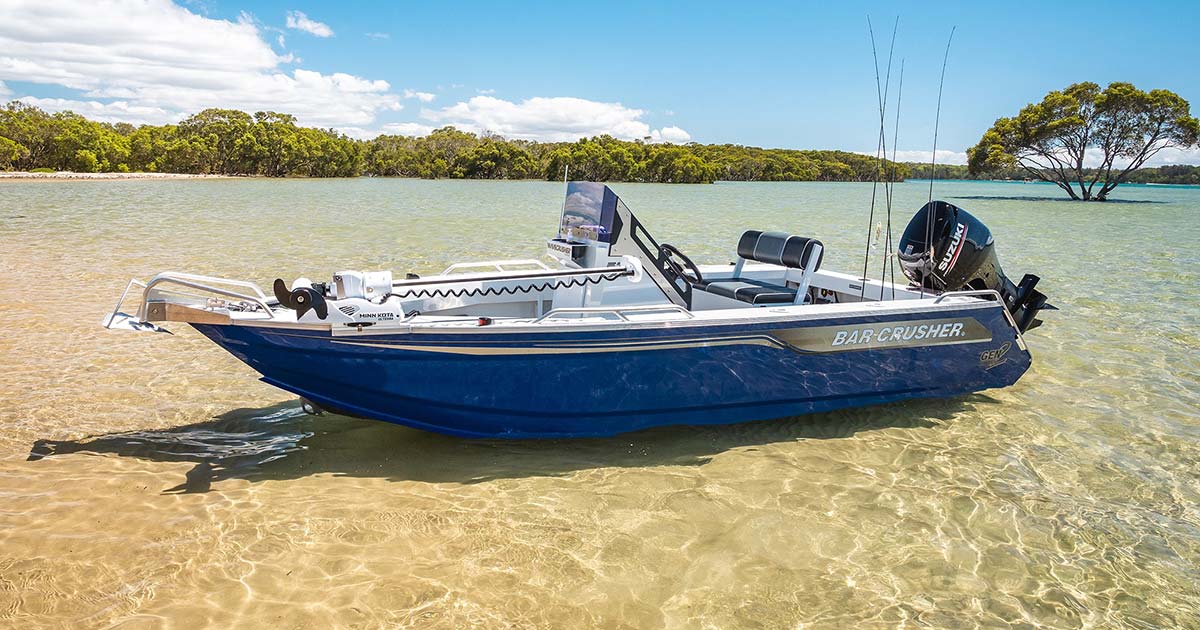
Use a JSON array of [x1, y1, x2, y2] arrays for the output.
[[898, 200, 1048, 331]]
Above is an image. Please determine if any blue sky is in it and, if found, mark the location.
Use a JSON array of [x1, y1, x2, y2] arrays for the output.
[[1, 0, 1198, 163]]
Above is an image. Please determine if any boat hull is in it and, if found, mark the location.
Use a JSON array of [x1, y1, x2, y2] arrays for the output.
[[192, 304, 1030, 438]]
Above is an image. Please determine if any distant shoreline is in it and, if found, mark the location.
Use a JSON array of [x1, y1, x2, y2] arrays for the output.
[[0, 171, 232, 181], [3, 172, 1198, 189]]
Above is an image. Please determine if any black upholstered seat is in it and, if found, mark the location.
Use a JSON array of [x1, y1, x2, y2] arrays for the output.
[[694, 230, 824, 306], [736, 230, 823, 270], [694, 278, 796, 304]]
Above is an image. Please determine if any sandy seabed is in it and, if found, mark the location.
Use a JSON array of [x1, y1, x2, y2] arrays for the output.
[[1, 179, 1198, 629]]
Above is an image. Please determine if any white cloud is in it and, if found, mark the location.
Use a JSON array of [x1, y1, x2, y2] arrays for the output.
[[0, 0, 399, 127], [420, 96, 691, 142], [276, 33, 285, 48], [880, 149, 969, 165], [0, 2, 694, 145], [1136, 146, 1200, 167], [337, 122, 443, 139], [336, 126, 379, 140], [402, 89, 435, 103], [364, 32, 389, 40], [285, 10, 333, 38], [16, 96, 179, 125], [476, 88, 496, 95], [381, 122, 437, 136], [1077, 146, 1200, 168], [651, 125, 691, 143]]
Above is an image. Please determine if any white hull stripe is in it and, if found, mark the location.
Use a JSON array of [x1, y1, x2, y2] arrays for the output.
[[330, 336, 787, 355], [325, 316, 991, 356]]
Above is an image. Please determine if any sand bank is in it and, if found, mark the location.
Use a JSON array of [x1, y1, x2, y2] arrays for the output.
[[0, 171, 231, 180]]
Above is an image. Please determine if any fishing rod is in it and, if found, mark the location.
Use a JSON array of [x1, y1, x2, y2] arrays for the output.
[[881, 59, 904, 300], [859, 16, 898, 303], [921, 27, 956, 299]]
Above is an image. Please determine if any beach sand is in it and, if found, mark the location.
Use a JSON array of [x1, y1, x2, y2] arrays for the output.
[[0, 171, 231, 180]]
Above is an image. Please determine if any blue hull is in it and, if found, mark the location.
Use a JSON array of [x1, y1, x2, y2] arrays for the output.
[[192, 305, 1030, 438]]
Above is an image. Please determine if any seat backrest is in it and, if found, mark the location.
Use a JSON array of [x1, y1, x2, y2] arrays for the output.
[[737, 230, 824, 271]]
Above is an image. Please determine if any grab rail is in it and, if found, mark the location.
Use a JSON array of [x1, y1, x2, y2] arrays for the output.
[[932, 288, 1026, 345], [137, 272, 276, 320], [932, 289, 1004, 304], [440, 259, 552, 274], [103, 277, 148, 328], [532, 304, 694, 324]]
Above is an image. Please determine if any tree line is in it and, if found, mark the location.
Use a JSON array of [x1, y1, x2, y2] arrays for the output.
[[5, 99, 1194, 188], [905, 162, 1200, 185], [0, 102, 903, 183], [0, 104, 364, 177]]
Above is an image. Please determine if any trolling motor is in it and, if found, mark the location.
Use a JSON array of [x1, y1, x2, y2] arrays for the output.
[[272, 270, 397, 321], [273, 278, 329, 319], [897, 201, 1049, 331]]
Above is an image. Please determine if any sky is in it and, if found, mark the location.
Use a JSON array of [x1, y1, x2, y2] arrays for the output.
[[1, 0, 1198, 164]]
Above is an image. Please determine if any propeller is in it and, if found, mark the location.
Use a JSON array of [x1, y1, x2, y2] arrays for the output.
[[273, 278, 328, 320]]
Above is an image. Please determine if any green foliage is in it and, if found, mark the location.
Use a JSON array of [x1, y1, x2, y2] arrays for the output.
[[457, 138, 537, 179], [0, 104, 131, 172], [0, 102, 57, 170], [905, 163, 1020, 180], [0, 102, 363, 177], [1125, 164, 1200, 185], [967, 82, 1200, 200], [0, 135, 28, 169], [0, 101, 910, 183], [176, 108, 254, 174], [356, 126, 908, 184], [5, 98, 1196, 189]]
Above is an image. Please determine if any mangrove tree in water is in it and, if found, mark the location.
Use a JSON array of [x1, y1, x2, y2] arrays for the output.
[[967, 82, 1199, 200]]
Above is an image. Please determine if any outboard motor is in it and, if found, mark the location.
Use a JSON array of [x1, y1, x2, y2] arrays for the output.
[[898, 201, 1048, 331]]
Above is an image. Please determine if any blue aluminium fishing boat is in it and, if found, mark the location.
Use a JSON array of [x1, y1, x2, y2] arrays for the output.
[[104, 182, 1049, 438]]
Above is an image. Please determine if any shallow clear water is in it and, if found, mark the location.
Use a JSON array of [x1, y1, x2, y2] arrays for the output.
[[0, 178, 1197, 628]]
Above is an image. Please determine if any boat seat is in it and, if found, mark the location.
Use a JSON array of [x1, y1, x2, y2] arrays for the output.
[[694, 230, 824, 306], [735, 230, 824, 271], [693, 278, 797, 304]]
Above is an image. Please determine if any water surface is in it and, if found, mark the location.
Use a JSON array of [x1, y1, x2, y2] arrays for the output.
[[1, 178, 1197, 628]]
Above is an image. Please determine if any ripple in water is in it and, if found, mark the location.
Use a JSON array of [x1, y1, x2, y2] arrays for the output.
[[0, 179, 1198, 628]]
